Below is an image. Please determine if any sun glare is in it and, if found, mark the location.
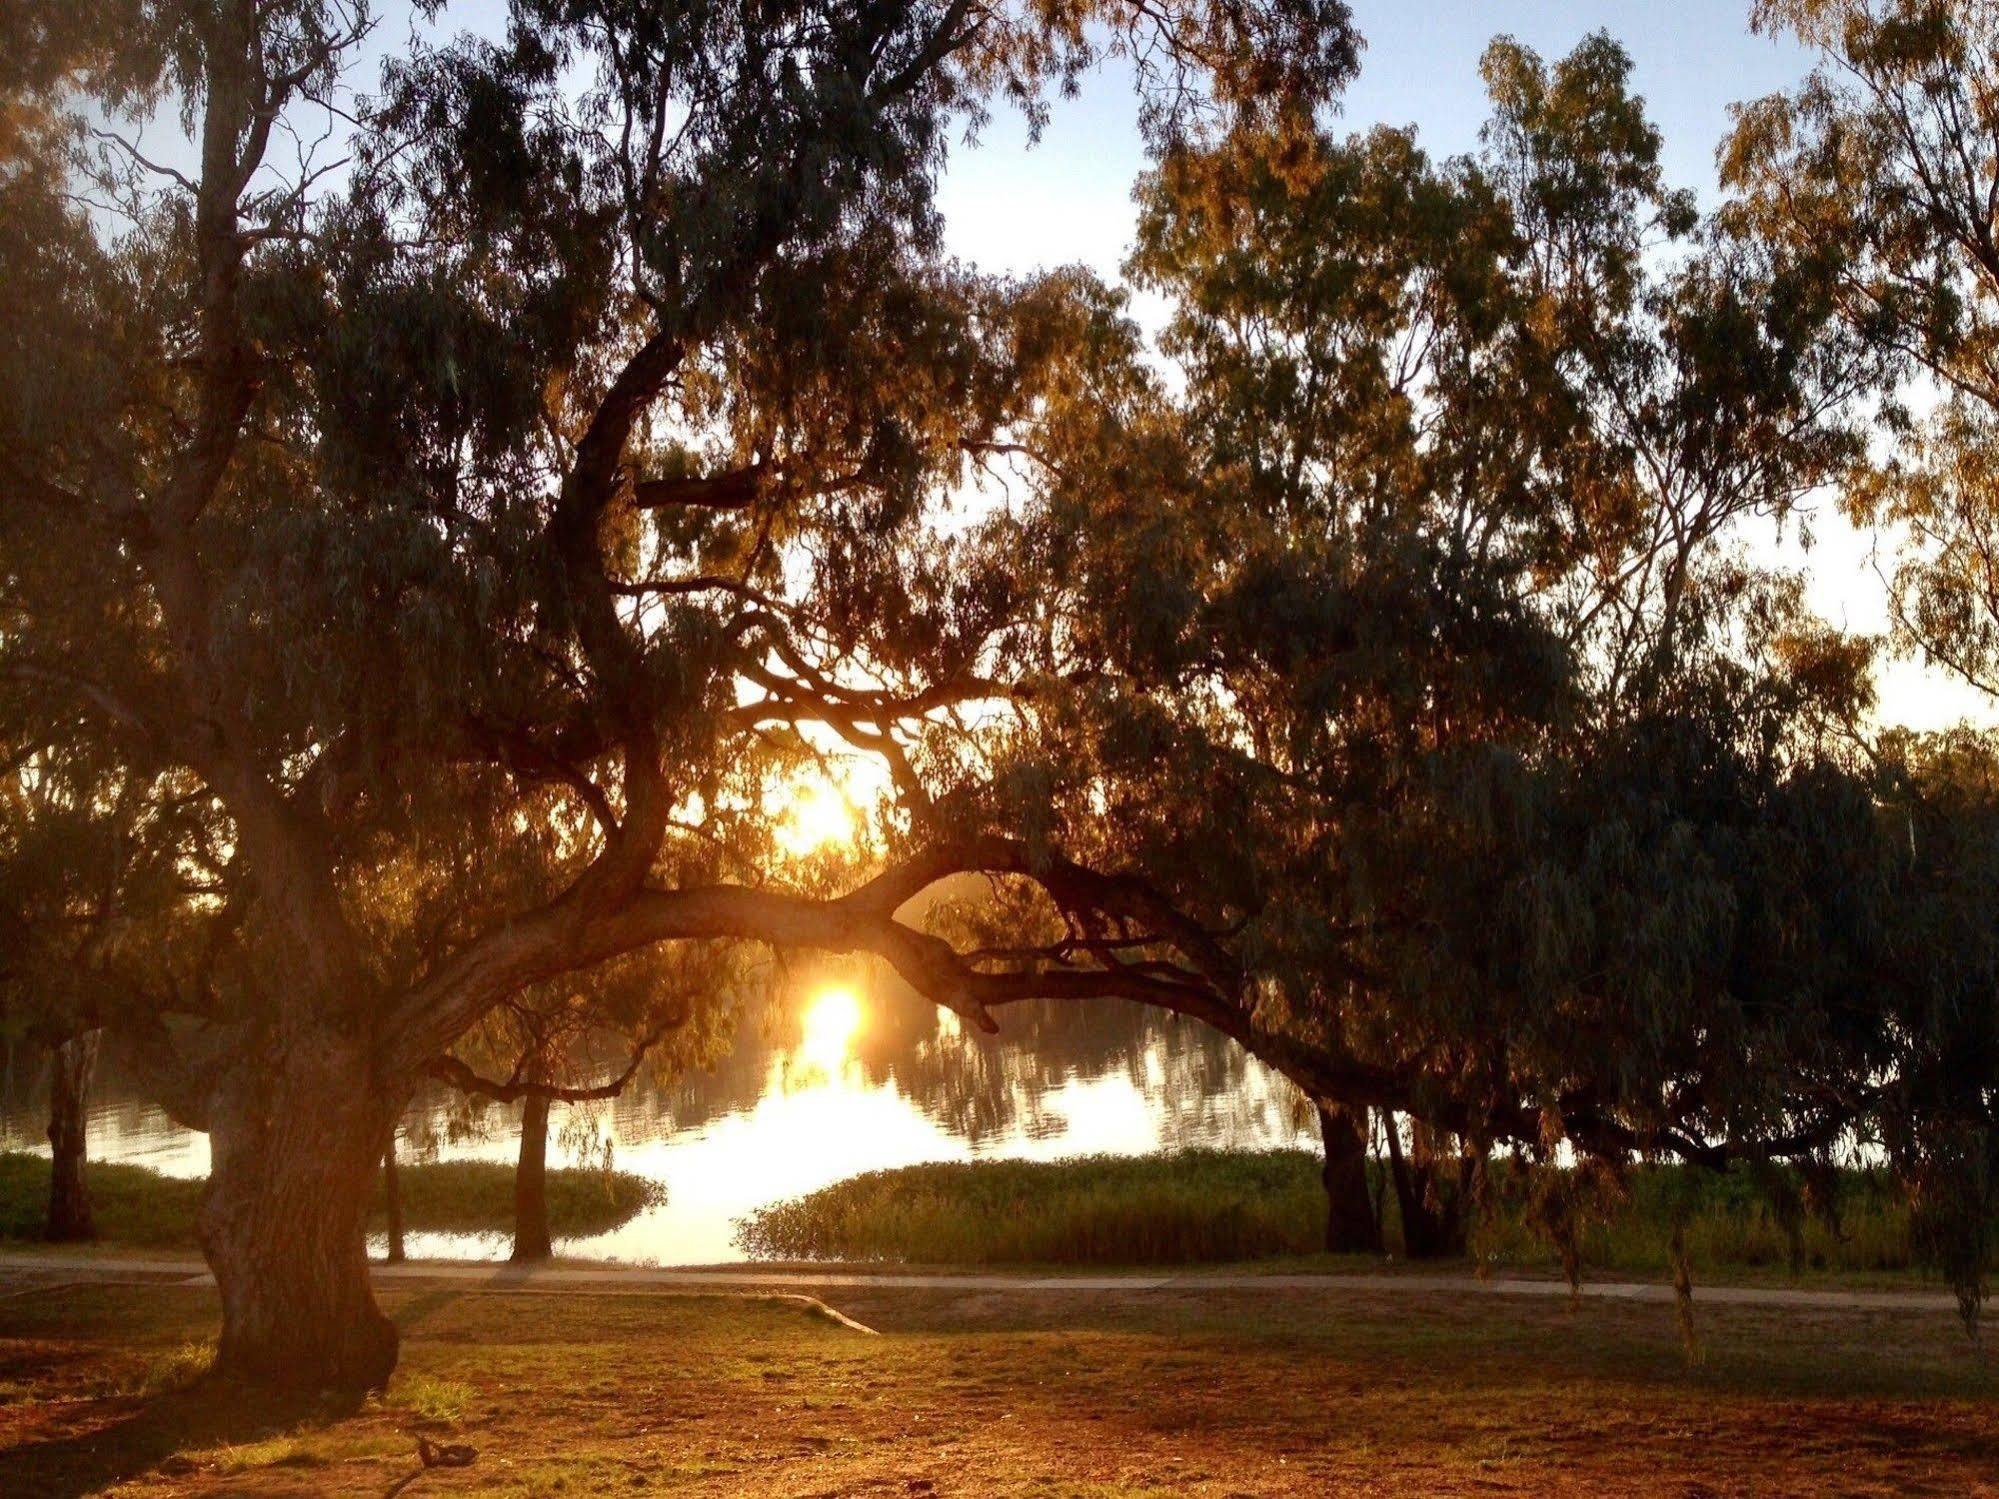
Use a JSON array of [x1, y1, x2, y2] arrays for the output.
[[797, 985, 864, 1076], [777, 781, 858, 855]]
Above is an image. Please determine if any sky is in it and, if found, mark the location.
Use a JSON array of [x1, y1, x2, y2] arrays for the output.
[[938, 0, 1815, 277], [932, 0, 1999, 733]]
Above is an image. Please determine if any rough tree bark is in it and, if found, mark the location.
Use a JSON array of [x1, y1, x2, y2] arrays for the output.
[[45, 1030, 101, 1243], [1318, 1101, 1380, 1255], [513, 1092, 554, 1263], [381, 1142, 406, 1265], [197, 1032, 403, 1391]]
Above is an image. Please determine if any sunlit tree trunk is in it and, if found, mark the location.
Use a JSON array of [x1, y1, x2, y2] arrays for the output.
[[45, 1030, 100, 1243], [512, 1092, 553, 1263], [198, 1032, 402, 1392], [381, 1139, 406, 1265], [1318, 1101, 1380, 1254]]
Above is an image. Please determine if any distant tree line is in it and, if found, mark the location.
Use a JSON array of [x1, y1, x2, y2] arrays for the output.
[[1, 0, 1995, 1391]]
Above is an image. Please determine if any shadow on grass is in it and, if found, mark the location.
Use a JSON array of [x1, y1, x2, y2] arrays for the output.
[[0, 1284, 476, 1495], [387, 1284, 465, 1333], [0, 1375, 355, 1499]]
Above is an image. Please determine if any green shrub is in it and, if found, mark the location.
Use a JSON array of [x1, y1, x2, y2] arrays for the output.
[[375, 1157, 665, 1240], [0, 1152, 663, 1248], [736, 1151, 1328, 1264], [0, 1152, 205, 1246], [736, 1150, 1967, 1275]]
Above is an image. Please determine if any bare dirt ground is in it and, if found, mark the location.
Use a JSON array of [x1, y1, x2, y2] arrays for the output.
[[0, 1267, 1993, 1497]]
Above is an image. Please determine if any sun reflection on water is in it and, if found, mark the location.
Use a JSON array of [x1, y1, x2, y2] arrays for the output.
[[11, 986, 1322, 1265], [792, 984, 865, 1081]]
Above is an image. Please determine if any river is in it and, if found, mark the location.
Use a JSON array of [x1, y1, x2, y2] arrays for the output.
[[0, 981, 1313, 1264]]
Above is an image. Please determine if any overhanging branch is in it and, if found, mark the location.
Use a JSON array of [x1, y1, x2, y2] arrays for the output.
[[422, 1013, 682, 1103]]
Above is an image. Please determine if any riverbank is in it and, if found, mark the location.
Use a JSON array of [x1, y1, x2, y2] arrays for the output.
[[1, 1268, 1991, 1496], [9, 1148, 1972, 1290], [0, 1153, 662, 1247], [734, 1150, 1941, 1277]]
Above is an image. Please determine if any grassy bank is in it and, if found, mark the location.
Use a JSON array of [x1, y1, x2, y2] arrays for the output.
[[738, 1151, 1328, 1265], [735, 1149, 1943, 1277], [0, 1272, 1991, 1495], [0, 1153, 662, 1248]]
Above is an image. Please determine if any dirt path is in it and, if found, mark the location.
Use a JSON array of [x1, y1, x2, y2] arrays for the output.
[[0, 1251, 1961, 1312]]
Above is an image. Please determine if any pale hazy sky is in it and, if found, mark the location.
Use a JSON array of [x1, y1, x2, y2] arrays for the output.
[[938, 0, 1814, 275]]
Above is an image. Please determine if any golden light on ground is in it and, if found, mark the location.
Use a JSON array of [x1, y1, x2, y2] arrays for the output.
[[796, 984, 865, 1077]]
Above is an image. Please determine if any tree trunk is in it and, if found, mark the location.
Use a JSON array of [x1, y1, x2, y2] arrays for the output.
[[198, 1033, 402, 1392], [1318, 1101, 1380, 1254], [1383, 1112, 1470, 1260], [381, 1142, 406, 1265], [512, 1092, 553, 1263], [45, 1030, 101, 1242]]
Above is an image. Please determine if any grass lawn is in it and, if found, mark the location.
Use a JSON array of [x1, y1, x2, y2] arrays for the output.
[[0, 1274, 1993, 1496]]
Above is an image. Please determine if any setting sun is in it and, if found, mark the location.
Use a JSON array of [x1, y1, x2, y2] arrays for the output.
[[775, 781, 859, 856], [796, 985, 864, 1076]]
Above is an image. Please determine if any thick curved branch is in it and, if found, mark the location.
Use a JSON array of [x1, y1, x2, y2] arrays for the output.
[[384, 832, 1853, 1181], [632, 461, 768, 510], [544, 331, 688, 904]]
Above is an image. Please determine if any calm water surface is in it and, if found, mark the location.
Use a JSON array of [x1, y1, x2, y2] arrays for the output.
[[0, 986, 1312, 1264]]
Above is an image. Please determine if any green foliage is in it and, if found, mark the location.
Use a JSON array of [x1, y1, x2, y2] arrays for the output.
[[735, 1152, 1969, 1276], [737, 1151, 1328, 1264], [0, 0, 1363, 1161], [0, 1152, 664, 1247], [931, 20, 1942, 1295], [370, 1157, 666, 1240], [0, 1152, 203, 1247], [1723, 0, 1999, 699], [5, 0, 1999, 1370]]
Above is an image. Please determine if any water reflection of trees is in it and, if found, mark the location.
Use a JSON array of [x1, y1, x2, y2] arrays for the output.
[[602, 962, 1308, 1153], [0, 1036, 206, 1161], [4, 970, 1313, 1162]]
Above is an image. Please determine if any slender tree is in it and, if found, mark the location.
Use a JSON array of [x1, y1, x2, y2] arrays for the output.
[[42, 1030, 101, 1242], [1316, 1102, 1379, 1254], [0, 729, 195, 1243], [426, 946, 736, 1261]]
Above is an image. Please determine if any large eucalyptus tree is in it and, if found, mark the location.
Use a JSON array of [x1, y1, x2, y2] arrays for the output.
[[909, 31, 1998, 1317], [0, 0, 1356, 1388], [1721, 0, 1999, 1315]]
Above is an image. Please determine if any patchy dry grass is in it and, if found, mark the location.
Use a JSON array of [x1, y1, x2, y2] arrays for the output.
[[0, 1273, 1994, 1496], [383, 1373, 475, 1423]]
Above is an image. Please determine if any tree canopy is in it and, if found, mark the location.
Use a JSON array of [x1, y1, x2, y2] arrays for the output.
[[2, 0, 1997, 1388]]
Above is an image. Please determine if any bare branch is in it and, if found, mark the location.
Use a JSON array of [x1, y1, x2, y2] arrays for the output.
[[423, 1013, 685, 1102]]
